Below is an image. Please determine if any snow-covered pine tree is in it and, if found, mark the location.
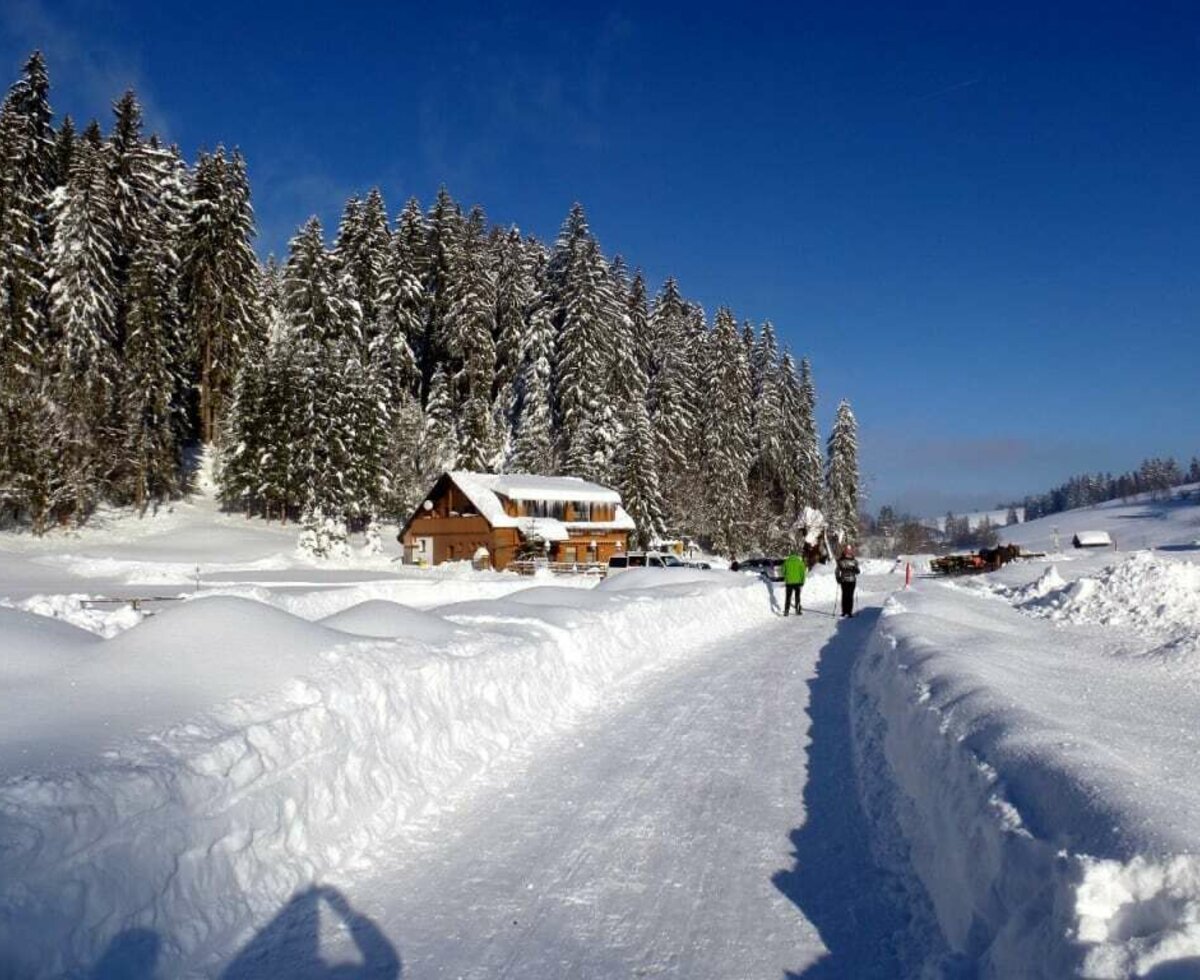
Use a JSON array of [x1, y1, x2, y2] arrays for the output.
[[509, 262, 557, 474], [0, 51, 53, 368], [47, 122, 117, 522], [492, 227, 534, 447], [51, 113, 74, 187], [549, 204, 620, 482], [0, 52, 55, 525], [444, 206, 497, 471], [792, 356, 823, 512], [119, 137, 189, 510], [180, 147, 262, 444], [748, 323, 789, 548], [278, 217, 357, 518], [422, 186, 463, 402], [423, 364, 458, 471], [390, 197, 427, 399], [825, 399, 860, 546], [703, 308, 753, 557], [645, 277, 695, 533]]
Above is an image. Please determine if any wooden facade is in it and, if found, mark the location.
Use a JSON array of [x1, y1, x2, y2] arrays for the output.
[[399, 473, 632, 571]]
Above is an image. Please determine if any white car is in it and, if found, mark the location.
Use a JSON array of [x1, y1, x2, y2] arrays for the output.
[[606, 551, 685, 573]]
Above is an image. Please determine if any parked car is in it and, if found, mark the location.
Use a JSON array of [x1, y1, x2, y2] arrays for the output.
[[607, 551, 684, 573], [730, 557, 783, 581]]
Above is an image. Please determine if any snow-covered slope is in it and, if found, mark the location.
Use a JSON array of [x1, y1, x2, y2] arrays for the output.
[[999, 484, 1200, 554]]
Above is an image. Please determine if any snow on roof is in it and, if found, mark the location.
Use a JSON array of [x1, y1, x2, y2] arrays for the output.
[[1073, 530, 1114, 547], [516, 517, 570, 542], [447, 471, 517, 527], [445, 472, 633, 533], [491, 473, 621, 504]]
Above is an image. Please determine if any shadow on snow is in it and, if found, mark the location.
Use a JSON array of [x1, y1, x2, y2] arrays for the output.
[[87, 885, 400, 980], [772, 608, 915, 979]]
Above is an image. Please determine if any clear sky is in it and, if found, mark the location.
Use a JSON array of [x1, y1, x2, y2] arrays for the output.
[[4, 0, 1198, 515]]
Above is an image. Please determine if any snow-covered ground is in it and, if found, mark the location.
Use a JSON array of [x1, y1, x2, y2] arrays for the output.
[[4, 487, 1200, 977]]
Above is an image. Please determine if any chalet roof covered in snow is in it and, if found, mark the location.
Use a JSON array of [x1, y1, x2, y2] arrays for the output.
[[447, 472, 635, 532]]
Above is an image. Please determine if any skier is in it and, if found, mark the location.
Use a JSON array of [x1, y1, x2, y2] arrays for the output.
[[782, 550, 806, 616], [835, 546, 860, 618]]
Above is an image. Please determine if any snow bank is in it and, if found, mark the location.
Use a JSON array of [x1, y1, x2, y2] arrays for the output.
[[318, 599, 458, 641], [0, 572, 771, 976], [0, 592, 145, 637], [856, 586, 1200, 977], [0, 606, 100, 684], [1020, 552, 1200, 653]]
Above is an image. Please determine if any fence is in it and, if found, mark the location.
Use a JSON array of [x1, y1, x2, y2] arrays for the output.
[[507, 559, 607, 577]]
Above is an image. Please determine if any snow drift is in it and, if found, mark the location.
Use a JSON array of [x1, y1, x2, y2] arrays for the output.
[[856, 579, 1200, 978], [0, 570, 771, 977], [1020, 552, 1200, 655]]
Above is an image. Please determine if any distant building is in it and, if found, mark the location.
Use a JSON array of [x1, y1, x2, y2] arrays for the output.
[[399, 471, 635, 570], [1072, 530, 1114, 548]]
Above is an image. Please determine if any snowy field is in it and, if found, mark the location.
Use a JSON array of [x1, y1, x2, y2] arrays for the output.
[[3, 488, 1200, 977]]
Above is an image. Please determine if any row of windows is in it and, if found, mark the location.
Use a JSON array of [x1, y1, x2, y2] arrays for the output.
[[522, 500, 613, 521]]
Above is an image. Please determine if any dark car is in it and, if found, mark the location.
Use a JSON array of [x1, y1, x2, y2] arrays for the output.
[[731, 557, 783, 581]]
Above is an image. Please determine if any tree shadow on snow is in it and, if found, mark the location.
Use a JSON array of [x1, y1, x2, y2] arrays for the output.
[[772, 609, 914, 979], [86, 885, 399, 980]]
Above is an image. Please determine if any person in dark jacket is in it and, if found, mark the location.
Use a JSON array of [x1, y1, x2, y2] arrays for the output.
[[835, 546, 860, 617], [782, 551, 806, 616]]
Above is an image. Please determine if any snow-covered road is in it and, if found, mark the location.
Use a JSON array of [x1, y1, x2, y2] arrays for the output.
[[221, 606, 920, 979]]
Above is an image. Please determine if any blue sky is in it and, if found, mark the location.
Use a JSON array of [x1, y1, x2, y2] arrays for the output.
[[4, 1, 1198, 514]]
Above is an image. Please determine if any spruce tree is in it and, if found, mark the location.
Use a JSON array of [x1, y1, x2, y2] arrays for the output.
[[793, 356, 823, 512], [702, 308, 753, 557], [0, 53, 55, 523], [825, 399, 861, 546], [180, 147, 262, 443], [47, 125, 117, 521], [444, 206, 496, 470], [646, 277, 695, 528]]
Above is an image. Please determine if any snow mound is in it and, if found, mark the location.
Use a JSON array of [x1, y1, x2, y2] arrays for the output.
[[0, 575, 772, 976], [1, 592, 145, 637], [319, 599, 456, 641], [0, 606, 100, 683], [1021, 552, 1200, 648], [1009, 564, 1067, 603]]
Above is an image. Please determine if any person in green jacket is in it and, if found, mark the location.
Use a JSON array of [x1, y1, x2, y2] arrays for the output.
[[782, 551, 807, 616]]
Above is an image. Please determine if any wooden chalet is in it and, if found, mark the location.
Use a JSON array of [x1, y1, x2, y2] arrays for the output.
[[399, 471, 635, 571]]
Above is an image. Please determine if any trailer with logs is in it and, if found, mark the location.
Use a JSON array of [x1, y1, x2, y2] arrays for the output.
[[929, 544, 1046, 576]]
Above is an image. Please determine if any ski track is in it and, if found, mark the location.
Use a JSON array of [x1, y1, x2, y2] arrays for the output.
[[228, 605, 919, 979]]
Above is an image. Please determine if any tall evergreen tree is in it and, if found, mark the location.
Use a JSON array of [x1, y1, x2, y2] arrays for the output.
[[444, 206, 497, 470], [825, 399, 861, 545], [180, 147, 262, 443], [702, 308, 753, 556], [0, 52, 55, 522], [793, 356, 823, 512], [646, 277, 695, 529], [47, 127, 117, 521]]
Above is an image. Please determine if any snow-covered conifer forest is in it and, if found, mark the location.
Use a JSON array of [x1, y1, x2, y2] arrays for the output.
[[0, 53, 859, 553]]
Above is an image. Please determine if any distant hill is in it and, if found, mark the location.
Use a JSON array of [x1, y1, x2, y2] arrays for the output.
[[998, 485, 1200, 554]]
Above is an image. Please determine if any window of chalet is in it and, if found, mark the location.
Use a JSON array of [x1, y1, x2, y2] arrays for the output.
[[525, 499, 566, 520]]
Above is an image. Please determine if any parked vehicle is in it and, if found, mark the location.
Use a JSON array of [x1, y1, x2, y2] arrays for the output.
[[606, 551, 684, 573], [730, 557, 783, 581]]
